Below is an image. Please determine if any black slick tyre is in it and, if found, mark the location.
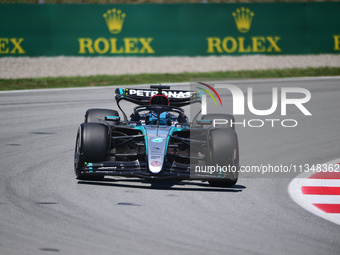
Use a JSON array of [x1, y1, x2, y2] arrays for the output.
[[74, 122, 110, 180], [207, 128, 239, 187]]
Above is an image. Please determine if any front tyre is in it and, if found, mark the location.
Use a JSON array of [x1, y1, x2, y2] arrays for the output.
[[207, 128, 239, 187], [74, 123, 110, 180]]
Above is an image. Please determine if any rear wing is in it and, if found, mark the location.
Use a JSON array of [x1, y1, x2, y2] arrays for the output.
[[115, 87, 201, 107]]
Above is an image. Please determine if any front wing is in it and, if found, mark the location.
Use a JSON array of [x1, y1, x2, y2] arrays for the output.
[[79, 161, 225, 180]]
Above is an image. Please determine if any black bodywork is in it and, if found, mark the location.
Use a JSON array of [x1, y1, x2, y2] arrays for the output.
[[75, 85, 239, 184]]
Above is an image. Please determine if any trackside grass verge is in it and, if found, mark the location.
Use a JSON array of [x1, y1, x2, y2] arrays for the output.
[[1, 67, 339, 91]]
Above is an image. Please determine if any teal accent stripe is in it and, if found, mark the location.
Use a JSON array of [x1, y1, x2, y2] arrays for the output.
[[133, 126, 147, 155], [165, 126, 185, 155], [165, 136, 170, 156]]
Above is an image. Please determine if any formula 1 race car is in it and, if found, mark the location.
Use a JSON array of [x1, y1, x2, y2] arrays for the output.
[[74, 85, 239, 187]]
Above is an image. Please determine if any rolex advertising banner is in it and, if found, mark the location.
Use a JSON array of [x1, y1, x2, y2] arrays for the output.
[[0, 3, 339, 57]]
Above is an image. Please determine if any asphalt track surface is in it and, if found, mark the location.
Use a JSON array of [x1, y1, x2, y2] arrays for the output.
[[1, 77, 340, 255]]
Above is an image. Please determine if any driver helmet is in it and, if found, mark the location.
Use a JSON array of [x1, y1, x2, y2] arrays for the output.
[[148, 111, 171, 126]]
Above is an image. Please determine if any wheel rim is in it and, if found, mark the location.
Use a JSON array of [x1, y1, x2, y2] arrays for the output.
[[74, 132, 82, 174]]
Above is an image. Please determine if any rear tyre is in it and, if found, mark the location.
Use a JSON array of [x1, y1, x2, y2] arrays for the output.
[[85, 108, 120, 125], [207, 128, 239, 187], [202, 113, 235, 130], [74, 123, 110, 180]]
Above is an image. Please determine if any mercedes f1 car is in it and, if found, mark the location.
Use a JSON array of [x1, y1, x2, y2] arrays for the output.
[[74, 85, 239, 187]]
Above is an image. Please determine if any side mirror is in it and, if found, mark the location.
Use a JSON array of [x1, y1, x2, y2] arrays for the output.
[[105, 116, 120, 122]]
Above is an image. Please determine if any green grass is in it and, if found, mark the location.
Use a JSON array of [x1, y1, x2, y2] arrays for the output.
[[1, 67, 339, 91]]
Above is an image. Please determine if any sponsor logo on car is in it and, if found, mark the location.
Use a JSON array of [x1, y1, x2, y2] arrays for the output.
[[128, 89, 191, 98], [151, 138, 164, 142], [151, 161, 161, 167]]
